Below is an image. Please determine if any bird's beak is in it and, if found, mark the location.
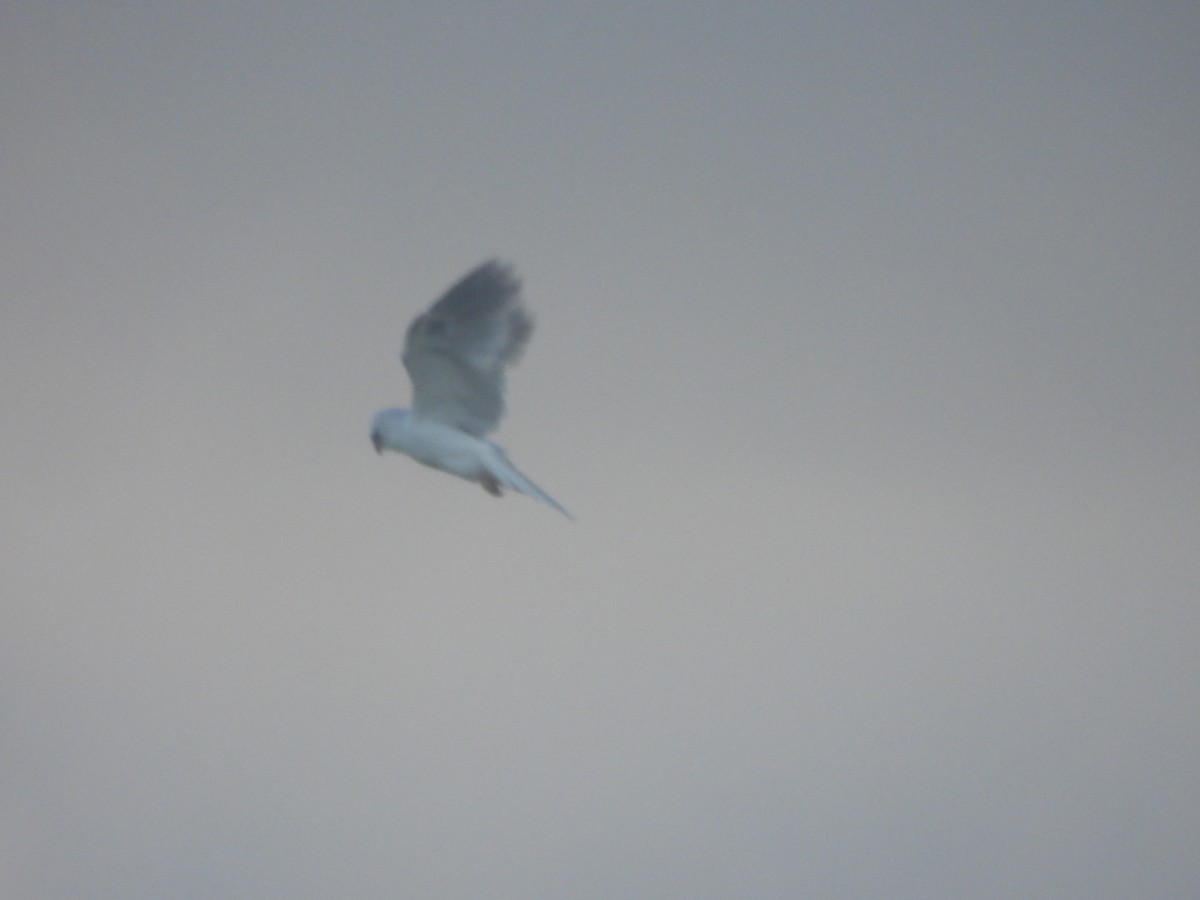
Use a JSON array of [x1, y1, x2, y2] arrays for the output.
[[371, 432, 383, 455]]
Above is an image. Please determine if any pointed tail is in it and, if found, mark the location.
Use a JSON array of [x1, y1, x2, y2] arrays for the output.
[[483, 444, 573, 519]]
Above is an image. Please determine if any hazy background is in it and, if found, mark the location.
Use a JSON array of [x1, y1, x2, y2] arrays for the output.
[[3, 3, 1197, 897]]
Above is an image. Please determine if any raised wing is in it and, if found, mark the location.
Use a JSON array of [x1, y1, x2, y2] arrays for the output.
[[402, 260, 533, 436]]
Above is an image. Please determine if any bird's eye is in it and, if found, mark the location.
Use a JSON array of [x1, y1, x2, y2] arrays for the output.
[[424, 317, 449, 337]]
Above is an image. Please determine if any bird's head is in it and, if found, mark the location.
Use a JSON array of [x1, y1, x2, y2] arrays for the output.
[[370, 408, 409, 455]]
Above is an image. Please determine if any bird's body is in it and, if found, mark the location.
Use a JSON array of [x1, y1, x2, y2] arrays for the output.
[[370, 261, 571, 518]]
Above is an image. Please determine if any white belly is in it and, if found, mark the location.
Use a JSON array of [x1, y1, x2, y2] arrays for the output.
[[397, 419, 491, 483]]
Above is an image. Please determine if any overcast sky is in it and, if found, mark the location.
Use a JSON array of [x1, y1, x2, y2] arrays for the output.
[[3, 3, 1198, 898]]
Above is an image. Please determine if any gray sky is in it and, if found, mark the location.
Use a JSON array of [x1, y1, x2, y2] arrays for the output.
[[3, 3, 1198, 897]]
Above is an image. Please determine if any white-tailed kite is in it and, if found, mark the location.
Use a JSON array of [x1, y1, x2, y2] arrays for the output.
[[371, 260, 571, 518]]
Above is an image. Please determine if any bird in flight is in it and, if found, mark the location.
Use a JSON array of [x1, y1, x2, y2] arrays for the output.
[[371, 260, 571, 518]]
